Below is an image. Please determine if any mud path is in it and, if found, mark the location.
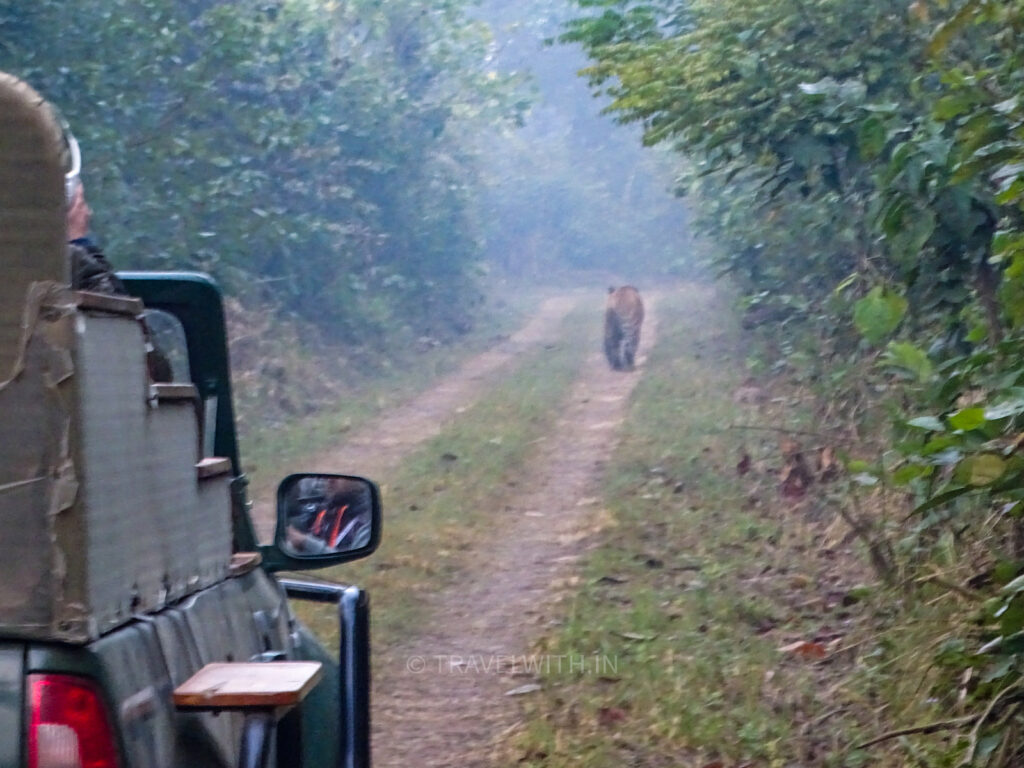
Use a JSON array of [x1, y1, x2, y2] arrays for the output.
[[371, 297, 659, 768], [252, 294, 582, 540]]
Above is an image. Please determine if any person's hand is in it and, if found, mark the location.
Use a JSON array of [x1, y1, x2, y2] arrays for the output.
[[66, 184, 91, 240]]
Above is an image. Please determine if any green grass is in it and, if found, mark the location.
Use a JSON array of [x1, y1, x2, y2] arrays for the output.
[[292, 307, 595, 650], [239, 283, 547, 491], [505, 285, 880, 767]]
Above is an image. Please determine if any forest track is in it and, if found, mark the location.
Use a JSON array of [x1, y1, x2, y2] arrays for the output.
[[252, 293, 583, 540], [371, 295, 660, 767]]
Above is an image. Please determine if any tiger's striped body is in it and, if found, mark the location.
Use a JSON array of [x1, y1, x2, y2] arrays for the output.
[[604, 285, 644, 371]]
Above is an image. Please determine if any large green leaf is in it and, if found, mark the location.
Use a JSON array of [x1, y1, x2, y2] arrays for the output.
[[881, 341, 932, 382], [955, 454, 1007, 487], [948, 408, 987, 432], [857, 115, 887, 160], [853, 287, 907, 345], [907, 415, 946, 432]]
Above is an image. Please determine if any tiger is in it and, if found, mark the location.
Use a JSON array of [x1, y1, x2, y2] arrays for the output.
[[604, 285, 644, 371]]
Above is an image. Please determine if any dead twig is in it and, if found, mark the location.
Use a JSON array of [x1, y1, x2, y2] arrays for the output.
[[960, 684, 1024, 767], [839, 494, 896, 584], [917, 572, 985, 602], [854, 714, 978, 749], [811, 707, 844, 726], [857, 685, 1024, 755]]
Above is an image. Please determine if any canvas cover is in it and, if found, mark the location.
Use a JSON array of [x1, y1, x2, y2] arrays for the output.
[[0, 73, 233, 642]]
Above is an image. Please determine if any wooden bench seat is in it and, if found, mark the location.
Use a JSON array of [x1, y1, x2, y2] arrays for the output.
[[151, 383, 199, 402], [173, 661, 323, 711]]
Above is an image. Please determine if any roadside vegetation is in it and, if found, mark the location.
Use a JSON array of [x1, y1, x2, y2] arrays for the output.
[[556, 1, 1024, 763], [294, 308, 594, 649], [0, 1, 682, 375], [503, 289, 965, 767], [2, 0, 519, 345], [235, 282, 543, 487]]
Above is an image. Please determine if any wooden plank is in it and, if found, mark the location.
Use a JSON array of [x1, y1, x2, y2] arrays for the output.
[[152, 383, 199, 402], [173, 662, 323, 710], [74, 290, 144, 317], [196, 456, 232, 479], [228, 552, 262, 576]]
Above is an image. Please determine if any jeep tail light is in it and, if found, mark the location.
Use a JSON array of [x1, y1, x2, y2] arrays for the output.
[[27, 674, 119, 768]]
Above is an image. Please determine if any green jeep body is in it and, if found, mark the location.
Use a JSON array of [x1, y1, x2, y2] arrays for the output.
[[0, 73, 376, 768]]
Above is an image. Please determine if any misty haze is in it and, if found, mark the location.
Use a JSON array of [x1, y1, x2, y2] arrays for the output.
[[1, 1, 1022, 766]]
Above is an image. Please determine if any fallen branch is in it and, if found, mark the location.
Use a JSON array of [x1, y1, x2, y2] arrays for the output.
[[960, 684, 1024, 766], [855, 715, 978, 749], [917, 572, 985, 603], [857, 684, 1024, 754]]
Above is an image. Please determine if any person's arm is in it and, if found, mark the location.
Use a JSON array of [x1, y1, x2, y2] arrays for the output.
[[286, 525, 333, 555], [69, 239, 127, 294]]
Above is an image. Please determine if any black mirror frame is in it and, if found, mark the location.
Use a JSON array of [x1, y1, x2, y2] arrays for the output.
[[260, 473, 383, 573]]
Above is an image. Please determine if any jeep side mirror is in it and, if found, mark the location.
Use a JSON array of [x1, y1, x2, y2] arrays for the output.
[[262, 473, 382, 572]]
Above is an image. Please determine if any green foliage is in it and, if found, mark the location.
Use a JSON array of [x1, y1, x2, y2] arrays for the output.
[[854, 287, 907, 345], [563, 0, 1024, 762], [0, 0, 523, 341], [880, 340, 933, 382]]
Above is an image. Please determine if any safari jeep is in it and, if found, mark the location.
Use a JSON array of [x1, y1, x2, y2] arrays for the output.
[[0, 74, 380, 767]]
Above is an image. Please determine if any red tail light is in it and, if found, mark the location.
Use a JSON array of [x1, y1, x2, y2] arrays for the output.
[[26, 674, 120, 768]]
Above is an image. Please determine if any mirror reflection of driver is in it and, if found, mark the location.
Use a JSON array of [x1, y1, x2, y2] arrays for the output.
[[285, 477, 372, 555]]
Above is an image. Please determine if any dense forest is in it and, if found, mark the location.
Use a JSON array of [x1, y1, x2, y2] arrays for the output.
[[561, 0, 1024, 763], [0, 0, 685, 349], [0, 0, 516, 344]]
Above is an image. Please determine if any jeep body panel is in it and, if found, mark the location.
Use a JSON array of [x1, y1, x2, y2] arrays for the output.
[[0, 644, 23, 768]]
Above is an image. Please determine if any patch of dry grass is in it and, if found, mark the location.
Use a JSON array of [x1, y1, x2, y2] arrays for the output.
[[236, 283, 543, 488]]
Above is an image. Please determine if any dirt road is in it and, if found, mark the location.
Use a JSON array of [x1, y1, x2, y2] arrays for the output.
[[365, 296, 659, 767], [263, 287, 658, 765], [252, 293, 583, 541]]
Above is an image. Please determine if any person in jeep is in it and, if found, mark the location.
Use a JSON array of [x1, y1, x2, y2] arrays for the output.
[[284, 476, 374, 555], [67, 182, 127, 294], [61, 122, 124, 294], [62, 128, 173, 382]]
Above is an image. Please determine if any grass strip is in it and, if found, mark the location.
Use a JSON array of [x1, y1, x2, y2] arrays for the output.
[[508, 284, 870, 767], [294, 307, 595, 649], [239, 285, 547, 489]]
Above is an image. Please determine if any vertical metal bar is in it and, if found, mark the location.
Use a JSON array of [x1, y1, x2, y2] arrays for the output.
[[339, 586, 371, 768], [239, 711, 276, 768], [279, 579, 372, 768]]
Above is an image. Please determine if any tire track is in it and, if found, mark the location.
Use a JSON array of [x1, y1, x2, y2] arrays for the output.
[[252, 294, 583, 540], [372, 296, 659, 767]]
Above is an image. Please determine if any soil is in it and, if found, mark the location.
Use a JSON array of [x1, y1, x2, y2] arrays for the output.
[[251, 293, 584, 541], [368, 296, 659, 767], [261, 288, 658, 766]]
